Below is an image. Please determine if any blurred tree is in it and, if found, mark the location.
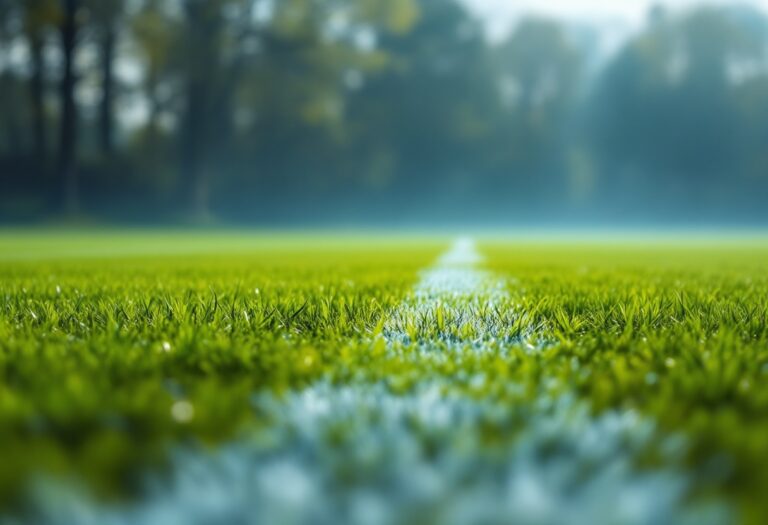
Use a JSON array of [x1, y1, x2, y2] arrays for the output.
[[176, 0, 250, 220], [21, 0, 58, 162], [591, 5, 768, 214], [0, 0, 18, 155], [57, 0, 82, 214], [494, 18, 583, 202], [209, 0, 419, 220], [130, 0, 178, 187], [343, 0, 498, 213], [87, 0, 125, 156], [2, 0, 768, 225]]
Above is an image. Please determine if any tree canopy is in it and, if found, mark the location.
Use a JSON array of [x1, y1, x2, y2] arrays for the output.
[[1, 0, 768, 225]]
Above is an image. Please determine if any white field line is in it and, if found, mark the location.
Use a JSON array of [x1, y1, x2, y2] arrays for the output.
[[14, 240, 732, 525], [384, 238, 515, 348]]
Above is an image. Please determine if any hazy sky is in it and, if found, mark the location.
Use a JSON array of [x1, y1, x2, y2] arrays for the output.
[[463, 0, 768, 42]]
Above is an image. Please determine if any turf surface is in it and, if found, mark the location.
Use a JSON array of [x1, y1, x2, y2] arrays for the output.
[[1, 232, 767, 523]]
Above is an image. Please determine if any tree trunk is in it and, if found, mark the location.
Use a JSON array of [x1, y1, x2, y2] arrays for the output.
[[180, 0, 218, 221], [2, 73, 24, 155], [99, 22, 116, 156], [180, 76, 210, 220], [29, 32, 47, 162], [57, 0, 80, 215], [146, 78, 160, 142]]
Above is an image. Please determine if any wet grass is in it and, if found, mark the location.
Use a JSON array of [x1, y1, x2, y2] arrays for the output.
[[1, 232, 768, 523]]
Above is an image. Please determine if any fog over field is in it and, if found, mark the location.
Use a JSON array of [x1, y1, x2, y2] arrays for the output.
[[2, 0, 768, 227]]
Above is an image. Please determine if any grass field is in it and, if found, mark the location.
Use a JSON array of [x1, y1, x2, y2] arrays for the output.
[[1, 231, 768, 524]]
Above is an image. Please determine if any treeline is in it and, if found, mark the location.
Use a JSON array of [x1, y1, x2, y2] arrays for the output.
[[1, 0, 768, 225]]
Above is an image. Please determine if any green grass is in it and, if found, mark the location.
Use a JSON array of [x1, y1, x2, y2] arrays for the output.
[[1, 232, 768, 523]]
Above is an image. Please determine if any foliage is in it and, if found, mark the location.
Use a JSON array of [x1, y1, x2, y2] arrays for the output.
[[4, 2, 768, 223]]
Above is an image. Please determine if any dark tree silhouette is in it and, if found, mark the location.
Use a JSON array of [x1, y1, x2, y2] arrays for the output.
[[57, 0, 80, 214]]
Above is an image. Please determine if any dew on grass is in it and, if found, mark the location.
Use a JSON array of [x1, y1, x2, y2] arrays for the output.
[[20, 381, 732, 525], [1, 238, 748, 525], [384, 239, 519, 346], [171, 401, 194, 423]]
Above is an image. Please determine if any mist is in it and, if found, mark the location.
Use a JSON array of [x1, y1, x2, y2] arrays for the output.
[[1, 0, 768, 229]]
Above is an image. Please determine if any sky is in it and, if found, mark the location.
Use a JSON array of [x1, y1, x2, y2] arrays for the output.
[[462, 0, 768, 47]]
